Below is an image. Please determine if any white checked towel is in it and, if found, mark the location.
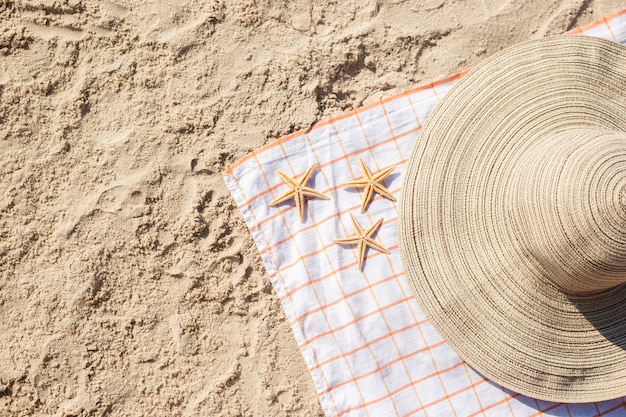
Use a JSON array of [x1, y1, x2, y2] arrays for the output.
[[223, 10, 626, 417]]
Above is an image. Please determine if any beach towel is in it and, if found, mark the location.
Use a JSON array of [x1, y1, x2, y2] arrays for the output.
[[223, 9, 626, 417]]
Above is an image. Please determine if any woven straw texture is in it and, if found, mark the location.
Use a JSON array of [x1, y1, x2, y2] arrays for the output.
[[399, 35, 626, 403]]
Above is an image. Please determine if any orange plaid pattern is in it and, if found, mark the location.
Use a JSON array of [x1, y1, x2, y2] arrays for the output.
[[224, 9, 626, 417]]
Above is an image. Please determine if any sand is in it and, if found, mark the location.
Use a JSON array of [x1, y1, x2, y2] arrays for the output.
[[0, 0, 623, 416]]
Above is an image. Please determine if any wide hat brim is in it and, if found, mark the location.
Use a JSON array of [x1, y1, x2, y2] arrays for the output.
[[398, 35, 626, 403]]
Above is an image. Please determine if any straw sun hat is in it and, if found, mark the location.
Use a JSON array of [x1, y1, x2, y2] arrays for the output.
[[398, 35, 626, 403]]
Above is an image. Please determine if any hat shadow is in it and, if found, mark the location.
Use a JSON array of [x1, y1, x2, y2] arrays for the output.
[[482, 378, 623, 415], [567, 284, 626, 354], [478, 282, 626, 411]]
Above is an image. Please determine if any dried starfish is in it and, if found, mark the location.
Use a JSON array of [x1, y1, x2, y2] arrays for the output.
[[340, 157, 396, 213], [269, 164, 330, 222], [334, 213, 389, 271]]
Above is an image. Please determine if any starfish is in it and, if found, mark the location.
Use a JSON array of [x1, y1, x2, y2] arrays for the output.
[[340, 157, 396, 213], [268, 164, 330, 222], [334, 213, 389, 271]]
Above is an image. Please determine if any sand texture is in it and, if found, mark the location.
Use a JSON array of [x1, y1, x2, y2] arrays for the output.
[[0, 0, 623, 416]]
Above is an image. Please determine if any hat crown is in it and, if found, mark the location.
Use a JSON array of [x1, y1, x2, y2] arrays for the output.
[[515, 129, 626, 294]]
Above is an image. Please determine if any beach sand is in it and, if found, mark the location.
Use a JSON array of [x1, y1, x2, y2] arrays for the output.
[[0, 1, 623, 415]]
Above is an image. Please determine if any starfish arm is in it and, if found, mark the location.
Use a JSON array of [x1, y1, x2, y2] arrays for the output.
[[357, 240, 366, 270], [365, 217, 385, 236], [276, 170, 297, 187], [373, 166, 395, 181], [357, 157, 374, 180], [294, 190, 305, 221], [360, 184, 374, 213], [349, 213, 365, 235], [298, 164, 317, 187], [340, 178, 368, 189], [333, 235, 361, 245], [373, 183, 397, 202], [364, 237, 390, 254], [300, 186, 330, 200], [269, 189, 296, 206]]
